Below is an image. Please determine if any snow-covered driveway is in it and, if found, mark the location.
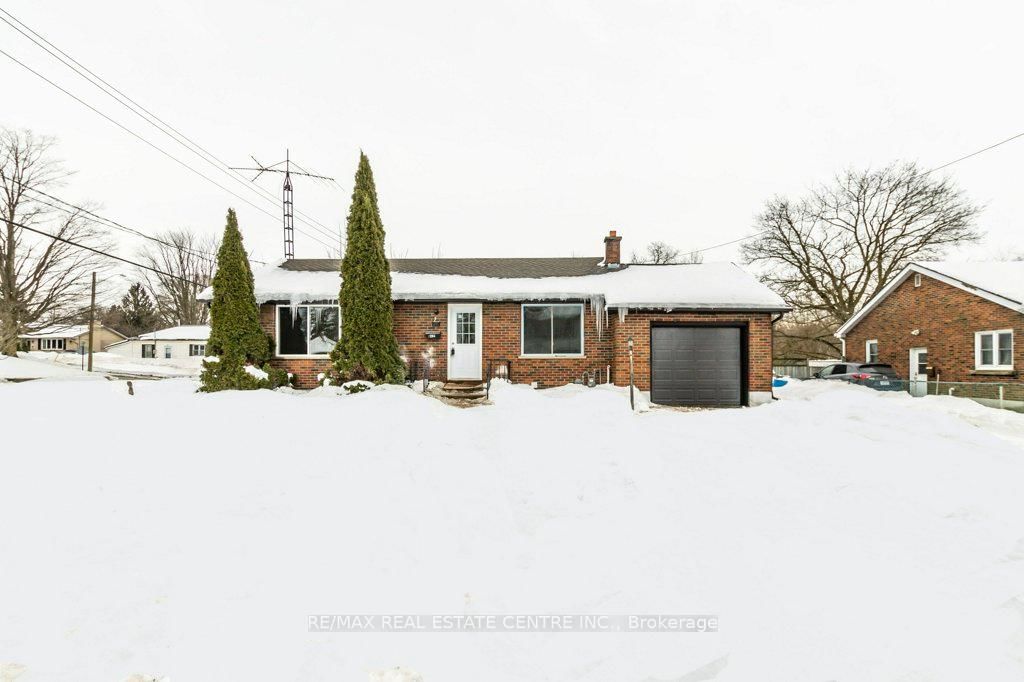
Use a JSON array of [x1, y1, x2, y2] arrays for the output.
[[1, 378, 1023, 681]]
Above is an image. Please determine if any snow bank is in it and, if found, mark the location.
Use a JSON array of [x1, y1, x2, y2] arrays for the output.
[[0, 379, 1022, 681], [22, 351, 202, 378], [0, 353, 105, 380], [225, 260, 788, 310]]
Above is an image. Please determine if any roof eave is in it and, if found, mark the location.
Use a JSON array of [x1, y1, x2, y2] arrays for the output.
[[835, 263, 1024, 338]]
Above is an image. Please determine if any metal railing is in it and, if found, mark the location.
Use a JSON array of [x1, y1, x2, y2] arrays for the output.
[[486, 358, 512, 400], [801, 377, 1024, 413]]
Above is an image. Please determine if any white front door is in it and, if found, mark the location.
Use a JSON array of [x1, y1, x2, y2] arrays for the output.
[[909, 347, 928, 397], [448, 303, 482, 380]]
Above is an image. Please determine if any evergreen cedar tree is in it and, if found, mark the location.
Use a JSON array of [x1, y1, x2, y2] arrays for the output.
[[200, 208, 285, 391], [330, 153, 406, 383]]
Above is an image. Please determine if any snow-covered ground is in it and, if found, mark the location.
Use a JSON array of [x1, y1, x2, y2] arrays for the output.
[[13, 351, 201, 378], [1, 378, 1023, 681], [0, 353, 104, 380]]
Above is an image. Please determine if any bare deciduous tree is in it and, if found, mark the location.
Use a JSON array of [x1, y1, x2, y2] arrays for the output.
[[0, 129, 109, 355], [742, 162, 982, 356], [631, 241, 704, 264], [137, 228, 219, 326]]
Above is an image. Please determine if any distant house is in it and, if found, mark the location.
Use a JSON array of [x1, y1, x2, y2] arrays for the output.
[[200, 231, 790, 406], [836, 261, 1023, 399], [19, 323, 126, 353], [106, 325, 211, 363]]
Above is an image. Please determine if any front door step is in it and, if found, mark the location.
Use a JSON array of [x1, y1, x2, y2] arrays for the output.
[[438, 381, 487, 400]]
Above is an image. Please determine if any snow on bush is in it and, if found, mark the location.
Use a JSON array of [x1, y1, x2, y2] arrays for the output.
[[243, 364, 269, 381], [342, 379, 374, 394]]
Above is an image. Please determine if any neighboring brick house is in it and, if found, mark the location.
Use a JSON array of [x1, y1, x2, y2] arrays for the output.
[[235, 232, 787, 406], [836, 261, 1024, 400]]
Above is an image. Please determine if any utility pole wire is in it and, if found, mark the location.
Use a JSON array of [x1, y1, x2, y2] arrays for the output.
[[11, 218, 207, 288], [0, 7, 342, 243], [22, 186, 267, 266], [0, 47, 338, 252], [924, 131, 1024, 174], [690, 128, 1024, 256]]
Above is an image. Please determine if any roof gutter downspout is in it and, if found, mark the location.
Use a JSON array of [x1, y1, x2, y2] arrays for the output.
[[770, 312, 785, 401]]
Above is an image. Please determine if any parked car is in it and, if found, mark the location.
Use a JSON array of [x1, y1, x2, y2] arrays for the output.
[[813, 362, 904, 391]]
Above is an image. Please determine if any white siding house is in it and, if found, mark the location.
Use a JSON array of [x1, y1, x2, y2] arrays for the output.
[[106, 325, 211, 365]]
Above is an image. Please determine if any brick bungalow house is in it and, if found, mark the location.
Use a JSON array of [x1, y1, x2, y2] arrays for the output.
[[225, 232, 788, 406], [836, 261, 1024, 400]]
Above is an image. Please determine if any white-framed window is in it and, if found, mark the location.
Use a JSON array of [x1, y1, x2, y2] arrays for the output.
[[189, 343, 206, 357], [975, 330, 1013, 370], [913, 273, 922, 287], [39, 338, 65, 351], [865, 339, 879, 363], [164, 345, 172, 359], [276, 304, 340, 357], [142, 344, 156, 358], [521, 303, 584, 357]]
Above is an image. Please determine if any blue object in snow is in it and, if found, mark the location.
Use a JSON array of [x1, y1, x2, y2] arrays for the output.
[[772, 377, 788, 388]]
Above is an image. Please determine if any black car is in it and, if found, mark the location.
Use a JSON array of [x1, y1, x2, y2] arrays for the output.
[[814, 362, 904, 391]]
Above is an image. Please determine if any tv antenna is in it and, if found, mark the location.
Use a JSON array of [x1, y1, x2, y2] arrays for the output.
[[230, 149, 336, 259]]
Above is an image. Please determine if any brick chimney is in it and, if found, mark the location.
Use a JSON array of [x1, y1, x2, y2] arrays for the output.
[[603, 230, 622, 268]]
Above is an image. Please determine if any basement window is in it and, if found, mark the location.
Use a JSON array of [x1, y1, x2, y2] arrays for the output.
[[277, 304, 340, 356], [521, 303, 584, 356], [975, 330, 1013, 370], [866, 339, 879, 363]]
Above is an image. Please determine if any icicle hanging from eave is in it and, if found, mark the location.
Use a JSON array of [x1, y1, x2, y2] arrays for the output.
[[617, 307, 628, 324], [590, 294, 606, 340]]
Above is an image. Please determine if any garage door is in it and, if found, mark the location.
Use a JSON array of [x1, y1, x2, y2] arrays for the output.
[[650, 326, 742, 406]]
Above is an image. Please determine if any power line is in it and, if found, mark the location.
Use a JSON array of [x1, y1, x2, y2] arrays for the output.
[[0, 47, 338, 253], [690, 128, 1024, 256], [22, 186, 267, 266], [0, 6, 343, 245], [12, 218, 206, 288], [924, 130, 1024, 174]]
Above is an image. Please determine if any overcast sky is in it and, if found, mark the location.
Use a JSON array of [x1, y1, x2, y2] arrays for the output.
[[3, 0, 1022, 271]]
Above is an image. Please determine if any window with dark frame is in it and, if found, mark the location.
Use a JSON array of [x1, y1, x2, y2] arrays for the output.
[[521, 304, 583, 356], [142, 344, 156, 358], [277, 305, 340, 356]]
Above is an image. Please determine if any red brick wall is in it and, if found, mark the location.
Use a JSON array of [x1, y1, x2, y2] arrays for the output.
[[843, 273, 1023, 382], [612, 311, 775, 393], [260, 302, 448, 388], [261, 301, 775, 393], [482, 302, 615, 387]]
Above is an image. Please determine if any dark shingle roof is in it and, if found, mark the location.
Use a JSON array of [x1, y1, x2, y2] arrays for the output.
[[279, 257, 616, 278]]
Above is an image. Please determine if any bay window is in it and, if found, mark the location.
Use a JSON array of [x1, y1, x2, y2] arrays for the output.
[[277, 304, 340, 356], [975, 330, 1013, 370], [521, 303, 584, 356]]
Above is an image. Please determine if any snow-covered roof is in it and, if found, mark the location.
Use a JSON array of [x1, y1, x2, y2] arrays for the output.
[[20, 325, 91, 339], [137, 325, 211, 341], [105, 325, 211, 348], [836, 261, 1024, 337], [202, 259, 788, 311]]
